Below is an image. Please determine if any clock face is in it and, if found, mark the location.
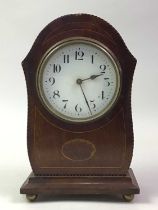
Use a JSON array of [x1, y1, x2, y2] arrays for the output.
[[37, 39, 121, 122]]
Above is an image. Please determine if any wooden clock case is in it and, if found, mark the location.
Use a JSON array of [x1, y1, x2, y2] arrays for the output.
[[20, 14, 139, 200]]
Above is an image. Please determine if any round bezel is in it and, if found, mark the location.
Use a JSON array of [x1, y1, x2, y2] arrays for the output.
[[36, 37, 121, 123]]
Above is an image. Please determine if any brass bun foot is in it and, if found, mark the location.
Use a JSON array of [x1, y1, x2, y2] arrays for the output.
[[26, 194, 38, 202], [122, 194, 134, 202]]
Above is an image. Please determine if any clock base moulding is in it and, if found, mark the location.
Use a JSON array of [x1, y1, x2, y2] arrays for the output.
[[20, 168, 139, 201]]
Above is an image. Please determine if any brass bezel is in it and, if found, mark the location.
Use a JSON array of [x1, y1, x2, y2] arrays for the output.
[[36, 37, 121, 123]]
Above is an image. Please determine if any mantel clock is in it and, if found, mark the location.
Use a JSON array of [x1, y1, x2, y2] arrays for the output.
[[20, 14, 140, 201]]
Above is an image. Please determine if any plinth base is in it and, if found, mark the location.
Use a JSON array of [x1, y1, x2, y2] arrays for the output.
[[20, 168, 139, 201]]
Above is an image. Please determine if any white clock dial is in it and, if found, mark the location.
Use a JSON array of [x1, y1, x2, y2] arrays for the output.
[[37, 39, 121, 122]]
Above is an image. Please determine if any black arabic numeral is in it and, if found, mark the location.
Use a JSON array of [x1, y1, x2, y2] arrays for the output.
[[104, 78, 110, 86], [91, 55, 94, 64], [90, 100, 96, 111], [75, 50, 84, 60], [62, 99, 68, 109], [100, 64, 106, 73], [53, 90, 60, 99], [48, 77, 55, 85], [101, 91, 105, 99], [53, 64, 61, 73], [75, 104, 82, 114], [64, 55, 69, 63]]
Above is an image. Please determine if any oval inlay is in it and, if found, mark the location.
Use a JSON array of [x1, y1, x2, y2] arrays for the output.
[[61, 139, 96, 161]]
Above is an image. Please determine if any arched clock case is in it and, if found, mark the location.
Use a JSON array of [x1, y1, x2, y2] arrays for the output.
[[20, 14, 140, 201]]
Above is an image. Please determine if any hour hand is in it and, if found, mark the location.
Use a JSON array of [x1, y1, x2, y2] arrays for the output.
[[76, 74, 103, 84], [90, 74, 103, 80]]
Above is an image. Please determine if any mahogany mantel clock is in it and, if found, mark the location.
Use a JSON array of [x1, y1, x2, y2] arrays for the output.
[[20, 14, 140, 201]]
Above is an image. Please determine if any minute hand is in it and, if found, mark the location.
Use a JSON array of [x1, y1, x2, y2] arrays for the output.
[[79, 84, 92, 115]]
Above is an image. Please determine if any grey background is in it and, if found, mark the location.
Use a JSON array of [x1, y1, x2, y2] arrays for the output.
[[0, 0, 158, 209]]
